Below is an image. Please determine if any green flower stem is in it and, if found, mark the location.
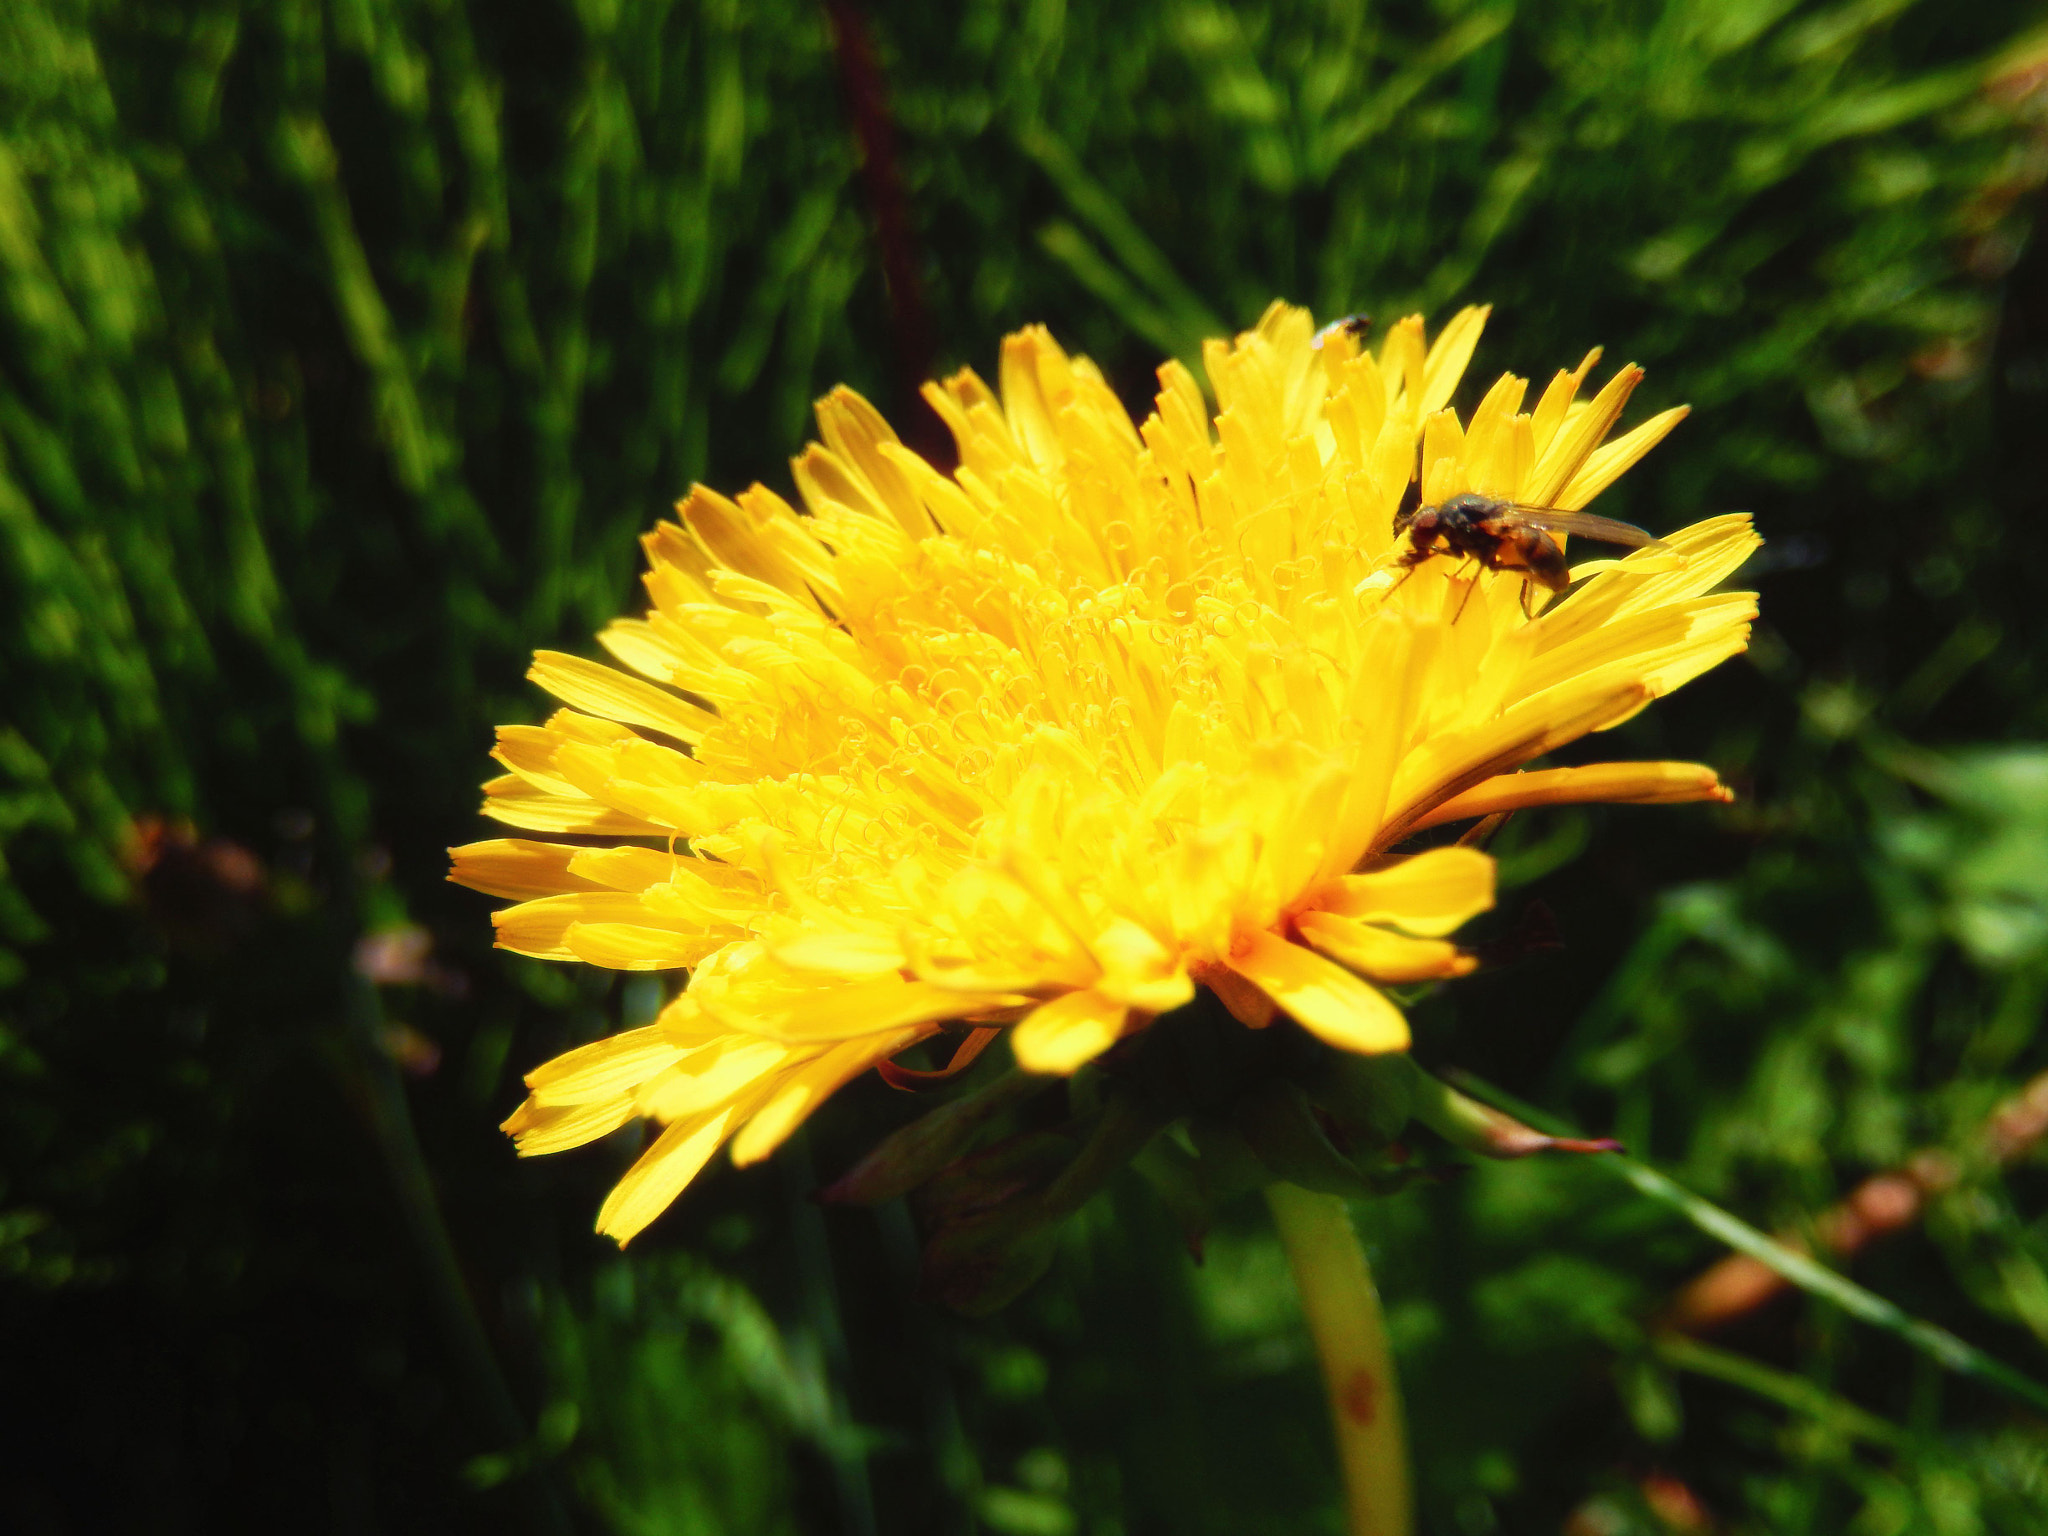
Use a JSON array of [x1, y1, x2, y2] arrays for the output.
[[1266, 1183, 1412, 1536]]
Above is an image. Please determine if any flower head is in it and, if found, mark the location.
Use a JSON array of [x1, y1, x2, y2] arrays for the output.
[[453, 304, 1759, 1243]]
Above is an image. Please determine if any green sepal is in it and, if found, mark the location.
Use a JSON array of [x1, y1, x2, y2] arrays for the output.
[[1187, 1114, 1271, 1203], [920, 1201, 1066, 1317], [1300, 1049, 1417, 1153], [913, 1129, 1075, 1314], [1233, 1078, 1379, 1198], [1040, 1084, 1172, 1216], [918, 1085, 1171, 1315], [818, 1068, 1052, 1205], [914, 1129, 1076, 1227], [1407, 1064, 1621, 1160], [1131, 1133, 1212, 1259]]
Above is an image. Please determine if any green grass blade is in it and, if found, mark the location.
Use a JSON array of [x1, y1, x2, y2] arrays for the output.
[[1651, 1333, 1910, 1449], [1015, 120, 1226, 354], [1448, 1070, 2048, 1417]]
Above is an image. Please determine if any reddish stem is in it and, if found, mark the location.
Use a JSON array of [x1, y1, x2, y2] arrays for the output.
[[821, 0, 949, 465]]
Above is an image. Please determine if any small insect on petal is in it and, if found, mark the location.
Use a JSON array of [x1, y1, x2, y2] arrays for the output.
[[1313, 312, 1373, 350]]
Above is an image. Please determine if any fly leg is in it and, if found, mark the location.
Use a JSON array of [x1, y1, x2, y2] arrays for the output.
[[1373, 539, 1432, 601], [1450, 557, 1483, 624]]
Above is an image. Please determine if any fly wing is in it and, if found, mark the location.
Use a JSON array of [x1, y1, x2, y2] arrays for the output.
[[1493, 504, 1667, 550]]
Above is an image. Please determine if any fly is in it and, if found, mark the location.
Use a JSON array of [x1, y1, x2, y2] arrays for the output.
[[1393, 492, 1668, 618]]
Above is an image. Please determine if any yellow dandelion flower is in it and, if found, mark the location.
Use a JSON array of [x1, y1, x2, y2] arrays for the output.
[[453, 303, 1760, 1244]]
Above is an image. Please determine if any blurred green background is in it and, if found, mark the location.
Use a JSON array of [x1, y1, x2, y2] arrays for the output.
[[6, 0, 2048, 1530]]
